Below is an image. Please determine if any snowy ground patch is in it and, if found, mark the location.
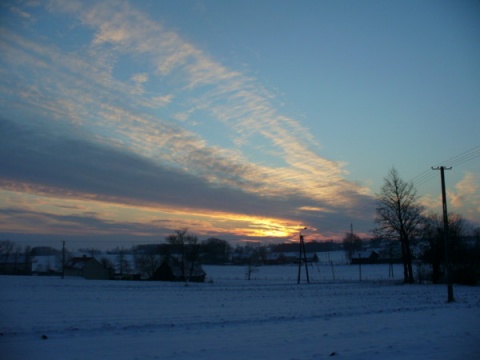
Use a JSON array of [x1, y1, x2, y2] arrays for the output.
[[1, 265, 479, 359]]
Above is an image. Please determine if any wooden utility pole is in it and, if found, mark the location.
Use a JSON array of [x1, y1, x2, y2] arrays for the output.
[[297, 229, 310, 284], [432, 166, 454, 302]]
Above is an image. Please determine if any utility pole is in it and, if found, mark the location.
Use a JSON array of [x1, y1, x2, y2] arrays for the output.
[[432, 166, 454, 302], [62, 240, 65, 280], [297, 228, 310, 284]]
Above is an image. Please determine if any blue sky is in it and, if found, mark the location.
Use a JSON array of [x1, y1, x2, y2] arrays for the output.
[[1, 0, 479, 249]]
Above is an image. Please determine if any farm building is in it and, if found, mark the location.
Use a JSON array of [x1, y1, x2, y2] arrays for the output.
[[265, 252, 319, 265], [64, 256, 111, 280], [350, 250, 380, 264]]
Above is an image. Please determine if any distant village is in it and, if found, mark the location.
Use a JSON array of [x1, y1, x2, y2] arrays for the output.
[[0, 237, 403, 282]]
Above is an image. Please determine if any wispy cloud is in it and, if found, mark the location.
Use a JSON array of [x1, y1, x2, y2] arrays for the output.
[[449, 173, 480, 222], [420, 172, 480, 226], [0, 1, 377, 242]]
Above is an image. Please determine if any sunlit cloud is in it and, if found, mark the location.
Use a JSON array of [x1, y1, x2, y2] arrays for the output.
[[449, 173, 479, 223], [419, 172, 480, 226], [297, 206, 335, 213], [454, 173, 478, 200], [0, 1, 381, 245]]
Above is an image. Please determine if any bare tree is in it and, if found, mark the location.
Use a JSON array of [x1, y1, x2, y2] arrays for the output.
[[342, 231, 363, 260], [166, 228, 200, 283], [100, 257, 115, 278], [133, 246, 161, 279], [420, 212, 472, 284], [419, 213, 443, 283], [0, 240, 15, 273], [0, 240, 14, 257], [201, 238, 232, 264], [374, 168, 423, 283], [116, 247, 131, 276]]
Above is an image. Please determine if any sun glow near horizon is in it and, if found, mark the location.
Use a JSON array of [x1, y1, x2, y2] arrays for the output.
[[0, 186, 306, 243]]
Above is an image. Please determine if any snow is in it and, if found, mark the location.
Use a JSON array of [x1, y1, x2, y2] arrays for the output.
[[1, 265, 479, 360]]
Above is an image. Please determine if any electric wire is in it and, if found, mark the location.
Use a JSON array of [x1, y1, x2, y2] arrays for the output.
[[411, 145, 480, 188]]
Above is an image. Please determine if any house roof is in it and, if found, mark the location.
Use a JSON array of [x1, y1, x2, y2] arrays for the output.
[[351, 250, 379, 259]]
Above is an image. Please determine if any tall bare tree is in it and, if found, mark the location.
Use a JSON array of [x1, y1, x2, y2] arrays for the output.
[[420, 212, 444, 284], [116, 247, 131, 276], [201, 238, 232, 264], [0, 240, 15, 273], [133, 246, 161, 279], [420, 212, 473, 284], [166, 228, 200, 283], [0, 239, 14, 257], [342, 231, 363, 260], [374, 168, 423, 283]]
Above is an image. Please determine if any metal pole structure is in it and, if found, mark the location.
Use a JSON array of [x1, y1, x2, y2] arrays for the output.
[[297, 234, 302, 284], [432, 166, 454, 302], [297, 228, 309, 284], [302, 236, 310, 283]]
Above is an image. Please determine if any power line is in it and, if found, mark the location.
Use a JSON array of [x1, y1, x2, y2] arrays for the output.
[[411, 145, 480, 188], [437, 145, 480, 166]]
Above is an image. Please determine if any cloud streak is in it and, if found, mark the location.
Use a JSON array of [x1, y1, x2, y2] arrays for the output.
[[0, 1, 377, 243], [0, 117, 374, 238]]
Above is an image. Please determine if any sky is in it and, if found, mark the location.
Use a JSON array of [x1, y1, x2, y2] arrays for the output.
[[0, 0, 479, 249]]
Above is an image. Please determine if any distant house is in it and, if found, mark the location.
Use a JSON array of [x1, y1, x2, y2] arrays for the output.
[[265, 252, 319, 265], [150, 257, 206, 282], [292, 252, 319, 264], [349, 247, 403, 265], [264, 252, 289, 265], [350, 250, 380, 264], [0, 254, 32, 275], [64, 256, 111, 280]]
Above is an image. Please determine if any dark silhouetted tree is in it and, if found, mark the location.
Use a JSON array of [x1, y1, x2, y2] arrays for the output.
[[116, 247, 131, 276], [201, 238, 232, 264], [419, 212, 480, 284], [374, 168, 423, 284], [166, 228, 200, 283], [342, 232, 363, 260], [133, 245, 161, 278], [100, 257, 115, 277]]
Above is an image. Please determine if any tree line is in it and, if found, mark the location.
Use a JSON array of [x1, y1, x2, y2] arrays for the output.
[[2, 168, 479, 285]]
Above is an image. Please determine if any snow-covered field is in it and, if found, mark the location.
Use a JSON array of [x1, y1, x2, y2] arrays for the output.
[[1, 264, 479, 360]]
